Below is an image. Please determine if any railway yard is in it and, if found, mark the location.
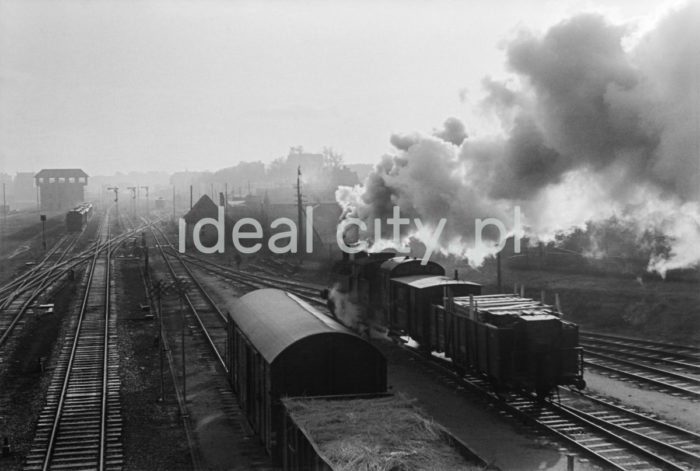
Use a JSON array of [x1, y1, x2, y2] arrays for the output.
[[0, 206, 698, 471]]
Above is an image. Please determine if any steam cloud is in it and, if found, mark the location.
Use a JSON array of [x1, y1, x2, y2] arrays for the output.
[[337, 2, 700, 273]]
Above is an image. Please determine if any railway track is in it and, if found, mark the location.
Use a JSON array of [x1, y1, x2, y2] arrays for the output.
[[397, 341, 698, 471], [149, 225, 228, 372], [1, 216, 145, 353], [143, 224, 700, 469], [178, 252, 325, 302], [24, 214, 123, 471], [582, 332, 700, 370], [559, 389, 700, 469], [147, 221, 324, 304], [0, 234, 77, 308], [0, 235, 84, 354], [581, 332, 700, 399]]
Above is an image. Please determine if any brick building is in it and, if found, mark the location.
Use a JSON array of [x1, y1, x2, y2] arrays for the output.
[[35, 168, 88, 211]]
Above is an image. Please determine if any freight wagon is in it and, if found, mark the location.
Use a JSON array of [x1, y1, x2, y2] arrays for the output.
[[435, 294, 585, 398], [65, 202, 93, 232], [326, 253, 585, 400], [281, 394, 489, 471], [225, 288, 387, 459]]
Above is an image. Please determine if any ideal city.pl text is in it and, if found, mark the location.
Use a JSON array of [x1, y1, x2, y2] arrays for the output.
[[179, 205, 522, 265]]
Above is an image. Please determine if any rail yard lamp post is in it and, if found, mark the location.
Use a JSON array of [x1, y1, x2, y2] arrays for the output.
[[40, 214, 46, 252]]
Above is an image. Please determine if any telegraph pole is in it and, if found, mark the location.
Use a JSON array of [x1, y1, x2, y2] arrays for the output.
[[40, 214, 46, 252], [296, 166, 303, 256]]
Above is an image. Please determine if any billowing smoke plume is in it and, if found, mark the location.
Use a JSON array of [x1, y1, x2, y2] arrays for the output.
[[433, 117, 468, 146], [390, 132, 421, 151], [337, 2, 700, 274]]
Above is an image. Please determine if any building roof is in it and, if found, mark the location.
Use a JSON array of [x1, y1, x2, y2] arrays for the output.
[[35, 169, 88, 178], [392, 275, 481, 290], [183, 194, 218, 224], [226, 289, 360, 364]]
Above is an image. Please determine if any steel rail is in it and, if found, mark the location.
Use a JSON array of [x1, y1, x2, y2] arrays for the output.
[[41, 222, 104, 471], [98, 218, 112, 471], [585, 353, 700, 398], [399, 341, 696, 471], [582, 341, 700, 374], [0, 226, 143, 350], [561, 390, 700, 468], [148, 225, 228, 373], [582, 331, 700, 356]]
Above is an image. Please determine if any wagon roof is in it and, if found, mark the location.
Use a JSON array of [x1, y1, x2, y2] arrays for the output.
[[392, 275, 481, 290], [227, 289, 359, 363]]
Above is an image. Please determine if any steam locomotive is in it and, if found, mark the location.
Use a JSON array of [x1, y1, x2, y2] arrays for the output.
[[327, 252, 586, 400]]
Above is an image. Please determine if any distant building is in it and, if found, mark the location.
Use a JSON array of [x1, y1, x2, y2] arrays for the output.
[[182, 194, 233, 248], [35, 168, 88, 211], [13, 172, 36, 208]]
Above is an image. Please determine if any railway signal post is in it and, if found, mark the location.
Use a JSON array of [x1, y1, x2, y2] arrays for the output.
[[40, 214, 46, 252]]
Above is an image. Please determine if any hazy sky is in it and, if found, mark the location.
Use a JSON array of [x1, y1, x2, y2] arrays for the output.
[[0, 0, 672, 175]]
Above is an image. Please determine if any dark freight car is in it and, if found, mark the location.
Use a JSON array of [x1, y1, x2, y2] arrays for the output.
[[389, 275, 481, 342], [437, 294, 585, 398], [326, 252, 585, 400], [65, 202, 93, 232], [378, 256, 444, 323], [225, 289, 387, 458]]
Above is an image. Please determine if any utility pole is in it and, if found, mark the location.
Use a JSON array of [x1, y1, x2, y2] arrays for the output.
[[296, 166, 303, 256], [225, 183, 228, 206], [189, 185, 193, 209], [40, 214, 47, 252]]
